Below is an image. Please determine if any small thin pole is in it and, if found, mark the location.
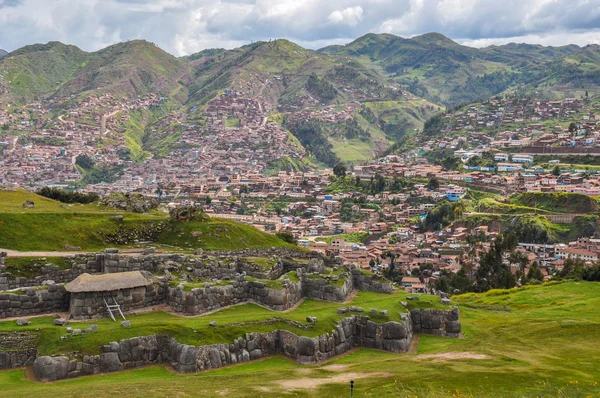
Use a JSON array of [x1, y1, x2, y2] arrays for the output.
[[350, 379, 354, 398]]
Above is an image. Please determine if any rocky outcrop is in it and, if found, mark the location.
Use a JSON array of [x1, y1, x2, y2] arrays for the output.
[[101, 193, 159, 213]]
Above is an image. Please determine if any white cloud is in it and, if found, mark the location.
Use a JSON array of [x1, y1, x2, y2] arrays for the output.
[[328, 6, 364, 26], [0, 0, 599, 56]]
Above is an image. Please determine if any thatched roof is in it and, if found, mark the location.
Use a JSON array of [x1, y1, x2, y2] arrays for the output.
[[65, 271, 151, 293]]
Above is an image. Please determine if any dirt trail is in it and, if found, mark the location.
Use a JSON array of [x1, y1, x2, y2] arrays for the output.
[[0, 248, 157, 257], [278, 372, 391, 389], [416, 352, 487, 360]]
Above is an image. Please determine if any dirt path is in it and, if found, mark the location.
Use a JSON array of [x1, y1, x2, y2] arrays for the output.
[[0, 248, 157, 257], [415, 352, 487, 361], [278, 371, 392, 389]]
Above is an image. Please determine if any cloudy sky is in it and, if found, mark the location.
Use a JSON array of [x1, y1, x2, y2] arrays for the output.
[[1, 0, 600, 55]]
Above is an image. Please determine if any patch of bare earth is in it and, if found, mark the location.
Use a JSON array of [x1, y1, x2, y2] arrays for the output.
[[321, 364, 349, 371], [277, 372, 391, 389], [416, 352, 487, 361]]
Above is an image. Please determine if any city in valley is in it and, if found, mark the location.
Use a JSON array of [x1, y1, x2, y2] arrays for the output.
[[0, 9, 600, 397]]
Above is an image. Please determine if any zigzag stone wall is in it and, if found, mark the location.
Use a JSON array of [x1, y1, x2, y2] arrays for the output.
[[32, 314, 416, 381]]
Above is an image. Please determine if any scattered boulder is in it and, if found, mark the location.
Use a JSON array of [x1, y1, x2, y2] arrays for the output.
[[442, 298, 451, 305], [121, 320, 131, 327], [337, 307, 348, 314], [370, 308, 378, 314], [209, 321, 218, 327], [72, 329, 82, 336], [407, 296, 420, 301], [54, 318, 67, 326], [22, 200, 35, 208], [16, 318, 30, 326], [306, 316, 317, 323], [109, 215, 124, 222], [380, 310, 388, 316]]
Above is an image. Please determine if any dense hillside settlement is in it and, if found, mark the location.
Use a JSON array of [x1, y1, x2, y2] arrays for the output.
[[0, 34, 600, 397]]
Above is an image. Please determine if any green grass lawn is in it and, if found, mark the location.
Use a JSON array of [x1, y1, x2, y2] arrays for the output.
[[1, 281, 599, 397], [0, 190, 291, 251]]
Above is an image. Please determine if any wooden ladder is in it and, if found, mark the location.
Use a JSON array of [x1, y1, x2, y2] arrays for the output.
[[103, 294, 126, 321]]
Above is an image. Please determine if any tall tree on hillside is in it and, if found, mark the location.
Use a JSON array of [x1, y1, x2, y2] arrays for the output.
[[426, 177, 440, 190], [474, 232, 518, 292], [333, 163, 347, 178]]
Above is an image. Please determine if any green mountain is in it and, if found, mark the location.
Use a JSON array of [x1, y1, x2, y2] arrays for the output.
[[4, 33, 600, 166], [322, 33, 585, 106], [0, 40, 191, 104], [0, 49, 7, 60], [185, 39, 439, 164], [0, 42, 88, 102], [55, 40, 192, 103]]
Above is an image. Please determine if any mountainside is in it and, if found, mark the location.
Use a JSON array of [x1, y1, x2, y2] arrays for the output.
[[55, 40, 192, 103], [322, 33, 586, 106], [0, 49, 7, 60], [0, 40, 191, 105], [2, 33, 600, 168], [0, 42, 88, 103]]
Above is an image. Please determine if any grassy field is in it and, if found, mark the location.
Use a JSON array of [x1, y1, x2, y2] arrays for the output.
[[1, 281, 599, 397], [0, 189, 290, 251]]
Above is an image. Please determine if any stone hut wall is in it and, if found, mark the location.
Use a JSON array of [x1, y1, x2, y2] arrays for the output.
[[410, 307, 461, 337], [0, 284, 69, 319], [69, 283, 167, 320], [33, 315, 415, 381]]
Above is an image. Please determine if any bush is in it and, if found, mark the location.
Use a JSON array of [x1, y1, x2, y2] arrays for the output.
[[37, 187, 100, 204]]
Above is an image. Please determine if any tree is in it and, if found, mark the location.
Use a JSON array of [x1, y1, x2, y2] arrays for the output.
[[75, 154, 94, 169], [276, 231, 297, 244], [426, 177, 440, 190], [552, 165, 561, 176], [369, 259, 376, 268], [569, 122, 578, 133], [527, 262, 544, 282], [474, 232, 518, 292], [355, 176, 361, 186], [333, 163, 347, 178]]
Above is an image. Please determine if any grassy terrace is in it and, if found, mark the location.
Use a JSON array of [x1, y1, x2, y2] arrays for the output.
[[1, 281, 599, 396], [0, 189, 292, 251], [0, 290, 441, 357]]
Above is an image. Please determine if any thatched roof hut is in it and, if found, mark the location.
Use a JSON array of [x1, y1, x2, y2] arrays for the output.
[[65, 271, 151, 293]]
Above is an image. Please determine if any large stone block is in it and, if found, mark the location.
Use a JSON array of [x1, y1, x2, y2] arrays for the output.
[[382, 322, 407, 340], [99, 352, 124, 373], [33, 356, 69, 381], [298, 336, 315, 356]]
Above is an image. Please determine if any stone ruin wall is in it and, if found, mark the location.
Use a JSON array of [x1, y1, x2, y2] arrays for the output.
[[32, 314, 416, 381], [0, 284, 69, 319], [0, 254, 101, 291], [0, 331, 38, 370], [166, 275, 304, 314], [410, 308, 461, 337]]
